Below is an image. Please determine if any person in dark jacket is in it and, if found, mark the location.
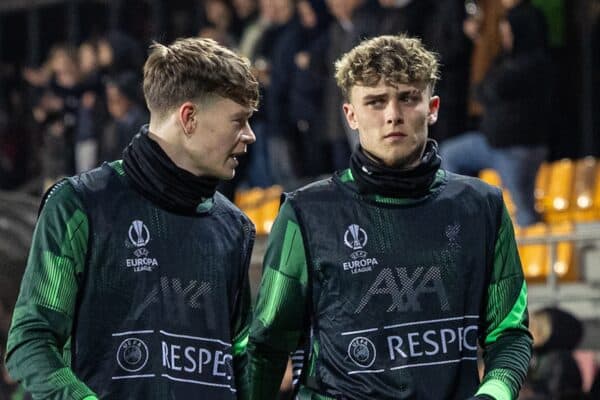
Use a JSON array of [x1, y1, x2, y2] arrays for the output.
[[5, 37, 258, 400], [98, 71, 148, 163], [440, 0, 551, 227], [520, 307, 584, 400]]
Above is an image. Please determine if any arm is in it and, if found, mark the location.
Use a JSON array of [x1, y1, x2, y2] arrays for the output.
[[248, 201, 309, 400], [5, 181, 97, 400], [231, 223, 255, 400], [476, 205, 533, 400]]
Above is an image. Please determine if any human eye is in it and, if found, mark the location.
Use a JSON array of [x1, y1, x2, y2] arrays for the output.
[[365, 98, 385, 108], [399, 92, 421, 104]]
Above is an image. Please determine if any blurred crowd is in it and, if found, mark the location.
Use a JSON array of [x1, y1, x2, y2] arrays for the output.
[[0, 0, 574, 201]]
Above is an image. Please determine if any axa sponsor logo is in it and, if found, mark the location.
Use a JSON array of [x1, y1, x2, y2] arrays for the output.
[[342, 224, 378, 274], [125, 220, 158, 272]]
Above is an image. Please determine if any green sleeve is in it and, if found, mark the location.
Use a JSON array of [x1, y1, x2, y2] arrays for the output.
[[230, 223, 255, 400], [476, 205, 533, 400], [248, 200, 309, 400], [5, 181, 97, 400]]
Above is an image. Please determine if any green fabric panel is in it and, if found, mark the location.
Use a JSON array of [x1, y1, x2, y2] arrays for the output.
[[249, 202, 309, 399], [5, 182, 96, 399], [486, 281, 528, 345], [279, 219, 308, 285], [109, 160, 125, 176], [484, 206, 528, 340], [232, 326, 250, 356], [32, 251, 79, 316], [479, 206, 532, 399], [476, 378, 512, 400]]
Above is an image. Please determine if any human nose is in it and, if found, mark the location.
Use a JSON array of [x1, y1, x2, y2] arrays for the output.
[[242, 124, 256, 144], [385, 100, 403, 125]]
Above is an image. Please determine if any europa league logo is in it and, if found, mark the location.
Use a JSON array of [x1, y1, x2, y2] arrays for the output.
[[344, 224, 368, 250], [128, 220, 150, 247]]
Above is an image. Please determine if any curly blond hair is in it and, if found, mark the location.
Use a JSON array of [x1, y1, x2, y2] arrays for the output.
[[143, 37, 259, 119], [335, 35, 440, 101]]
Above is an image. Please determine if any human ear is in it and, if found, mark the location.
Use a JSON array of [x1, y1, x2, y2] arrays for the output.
[[427, 96, 440, 125], [178, 102, 197, 136], [343, 103, 358, 130]]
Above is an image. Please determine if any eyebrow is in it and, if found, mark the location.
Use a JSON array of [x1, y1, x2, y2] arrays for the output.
[[362, 93, 388, 101], [232, 110, 253, 119]]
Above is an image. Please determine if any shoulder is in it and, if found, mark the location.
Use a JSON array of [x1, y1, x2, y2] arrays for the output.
[[285, 176, 336, 203], [213, 191, 255, 228], [442, 170, 503, 199], [67, 162, 121, 195]]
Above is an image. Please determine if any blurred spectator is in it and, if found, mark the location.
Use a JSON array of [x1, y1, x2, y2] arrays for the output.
[[322, 0, 380, 171], [521, 307, 584, 400], [265, 0, 311, 185], [440, 0, 551, 227], [98, 71, 148, 163], [28, 44, 83, 191], [423, 0, 473, 142], [287, 0, 331, 179], [97, 31, 144, 80], [237, 0, 278, 60], [231, 0, 259, 42], [75, 41, 106, 173], [378, 0, 433, 38], [198, 0, 236, 48]]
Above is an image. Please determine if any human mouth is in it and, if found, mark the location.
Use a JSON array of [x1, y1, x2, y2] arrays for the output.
[[384, 131, 407, 140], [229, 151, 246, 166]]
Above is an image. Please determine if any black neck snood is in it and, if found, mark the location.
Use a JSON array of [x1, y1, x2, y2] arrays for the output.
[[349, 139, 441, 198], [122, 125, 219, 215]]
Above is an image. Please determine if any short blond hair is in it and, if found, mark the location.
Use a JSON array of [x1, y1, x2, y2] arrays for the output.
[[335, 35, 440, 101], [143, 37, 259, 119]]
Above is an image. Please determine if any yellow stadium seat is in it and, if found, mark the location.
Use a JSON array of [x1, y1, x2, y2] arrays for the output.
[[518, 223, 549, 282], [235, 187, 267, 234], [478, 169, 517, 221], [549, 222, 577, 281], [260, 185, 283, 234], [518, 222, 578, 283], [543, 159, 575, 224], [479, 169, 502, 187], [571, 157, 598, 222], [534, 162, 550, 215]]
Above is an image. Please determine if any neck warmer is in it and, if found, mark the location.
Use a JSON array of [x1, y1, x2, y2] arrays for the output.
[[122, 125, 219, 215], [349, 139, 441, 198]]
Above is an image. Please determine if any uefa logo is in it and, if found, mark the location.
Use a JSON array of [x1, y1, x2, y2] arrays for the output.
[[344, 224, 368, 250], [347, 336, 376, 368], [128, 220, 150, 248], [116, 338, 149, 372]]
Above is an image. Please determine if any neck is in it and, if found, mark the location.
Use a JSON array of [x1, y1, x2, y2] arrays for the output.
[[148, 120, 201, 177]]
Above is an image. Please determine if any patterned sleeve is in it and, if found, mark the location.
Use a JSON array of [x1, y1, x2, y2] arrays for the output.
[[248, 200, 309, 400], [5, 181, 98, 400], [230, 220, 255, 400], [476, 205, 533, 400]]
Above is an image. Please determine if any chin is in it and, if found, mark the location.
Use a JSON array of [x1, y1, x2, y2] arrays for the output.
[[219, 169, 236, 180]]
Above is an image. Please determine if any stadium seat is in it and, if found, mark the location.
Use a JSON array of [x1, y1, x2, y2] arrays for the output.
[[234, 186, 284, 235], [543, 159, 575, 224], [534, 161, 550, 215], [518, 222, 578, 283], [571, 157, 598, 222]]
